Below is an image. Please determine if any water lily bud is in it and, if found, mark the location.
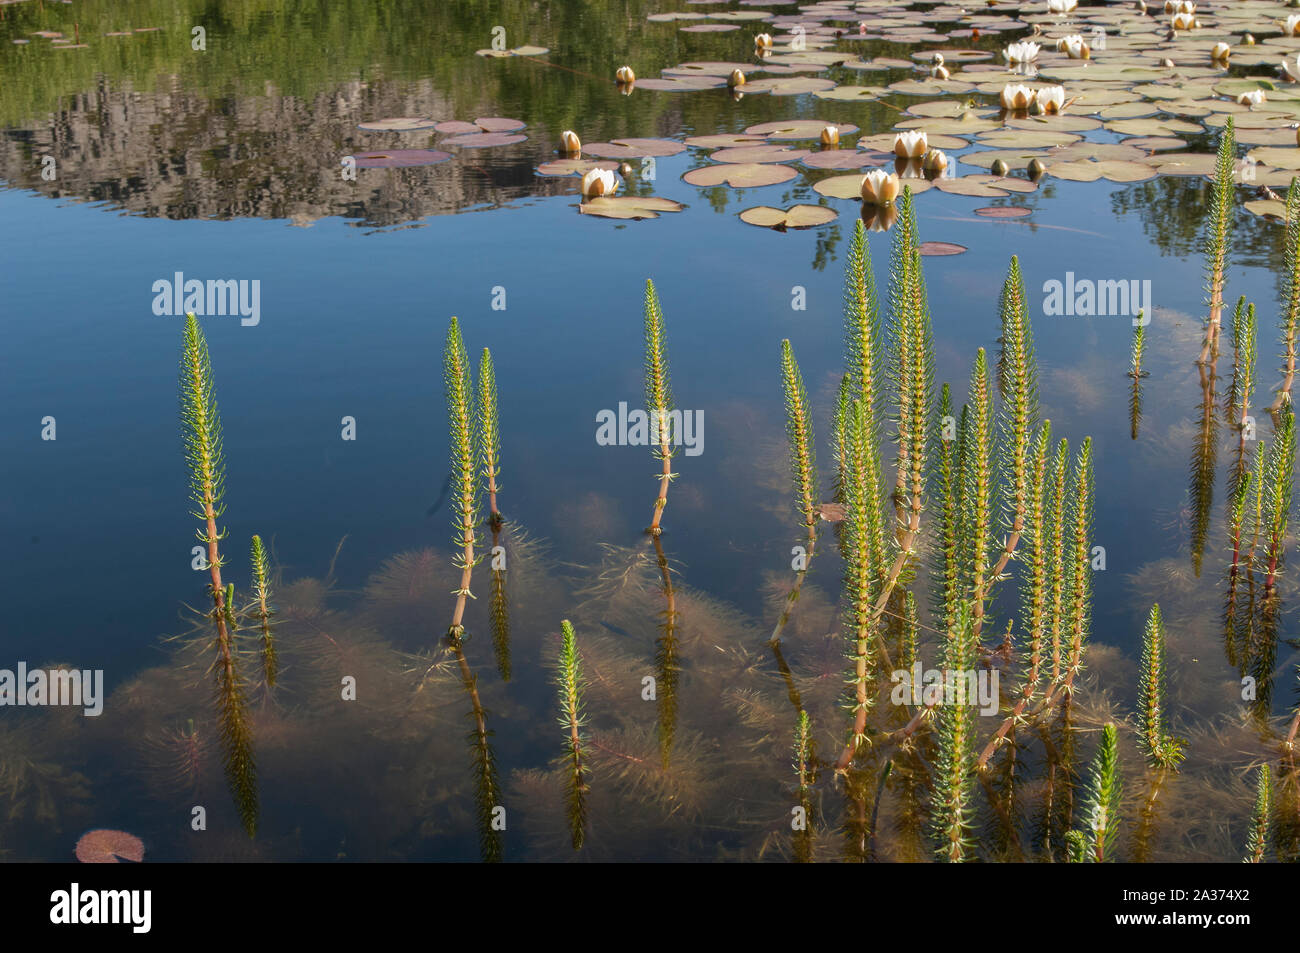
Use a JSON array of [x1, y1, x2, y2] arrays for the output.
[[581, 168, 618, 198], [821, 125, 840, 146], [1212, 42, 1231, 62], [1171, 11, 1195, 29], [991, 158, 1010, 176], [893, 130, 928, 158], [560, 130, 581, 154], [1048, 0, 1077, 13], [1283, 55, 1300, 82], [619, 162, 633, 177], [1028, 157, 1047, 179], [922, 148, 948, 173], [728, 68, 746, 87], [931, 65, 951, 79], [860, 169, 901, 206], [755, 33, 773, 48], [1161, 57, 1175, 68], [616, 65, 635, 84], [1237, 88, 1267, 106], [1243, 33, 1256, 45], [1288, 14, 1300, 36], [1058, 35, 1091, 58], [932, 52, 945, 66], [1135, 0, 1147, 11]]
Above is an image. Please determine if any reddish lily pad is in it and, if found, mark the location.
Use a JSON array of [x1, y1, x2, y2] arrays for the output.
[[346, 150, 452, 168], [919, 242, 968, 256], [739, 204, 838, 229], [584, 138, 687, 159], [75, 829, 145, 864], [442, 132, 528, 147], [682, 163, 798, 187], [358, 117, 439, 132]]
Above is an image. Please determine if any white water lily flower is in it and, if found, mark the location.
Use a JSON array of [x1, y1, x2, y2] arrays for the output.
[[1171, 12, 1196, 29], [861, 169, 901, 205], [616, 65, 635, 84], [1164, 0, 1193, 12], [1211, 42, 1231, 62], [561, 130, 581, 154], [1048, 0, 1077, 13], [755, 33, 773, 48], [1058, 35, 1091, 59], [821, 125, 840, 146], [1037, 85, 1066, 113], [1000, 83, 1035, 110], [1003, 40, 1041, 64], [1281, 55, 1300, 82], [581, 168, 618, 198], [893, 130, 928, 157], [1237, 89, 1267, 107]]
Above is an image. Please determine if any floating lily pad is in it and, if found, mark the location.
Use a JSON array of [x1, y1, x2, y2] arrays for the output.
[[536, 158, 621, 177], [579, 197, 685, 220], [736, 77, 837, 95], [919, 241, 969, 256], [739, 204, 838, 229], [635, 76, 727, 91], [475, 117, 527, 133], [358, 117, 439, 132], [976, 206, 1033, 218], [802, 151, 891, 170], [1244, 197, 1289, 220], [681, 23, 739, 31], [584, 138, 687, 159], [814, 85, 888, 101], [744, 119, 859, 139], [75, 829, 145, 864], [346, 150, 453, 168], [684, 134, 770, 148], [442, 132, 528, 147], [710, 145, 812, 163], [683, 163, 798, 187]]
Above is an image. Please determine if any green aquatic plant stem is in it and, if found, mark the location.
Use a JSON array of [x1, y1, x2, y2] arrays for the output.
[[443, 317, 500, 863], [963, 348, 995, 633], [1080, 722, 1123, 862], [557, 620, 589, 850], [1197, 116, 1235, 366], [839, 397, 879, 767], [1129, 318, 1146, 441], [180, 311, 257, 837], [932, 603, 977, 862], [770, 341, 820, 648], [644, 279, 676, 536], [1244, 765, 1271, 862], [249, 534, 277, 688], [1270, 176, 1300, 411], [793, 709, 815, 862], [444, 317, 480, 639], [1137, 604, 1184, 769], [1263, 409, 1295, 594], [478, 347, 502, 528]]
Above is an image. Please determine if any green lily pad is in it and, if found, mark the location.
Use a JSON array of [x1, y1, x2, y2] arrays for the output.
[[682, 163, 798, 187], [739, 204, 839, 229]]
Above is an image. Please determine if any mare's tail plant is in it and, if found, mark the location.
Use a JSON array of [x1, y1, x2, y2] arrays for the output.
[[769, 339, 819, 649], [1129, 318, 1146, 440], [1270, 176, 1300, 411], [1244, 765, 1271, 862], [249, 534, 277, 688], [1137, 604, 1184, 769], [1197, 116, 1235, 365], [556, 620, 589, 850], [443, 316, 502, 863], [179, 312, 257, 837], [478, 347, 511, 680], [644, 279, 676, 535], [1077, 722, 1123, 862]]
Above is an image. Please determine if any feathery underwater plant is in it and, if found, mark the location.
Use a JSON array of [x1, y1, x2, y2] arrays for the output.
[[1227, 298, 1257, 501], [1078, 722, 1123, 862], [179, 312, 257, 837], [931, 603, 978, 862], [769, 340, 820, 649], [1261, 408, 1295, 595], [556, 620, 589, 850], [1197, 115, 1235, 365], [478, 347, 511, 681], [1129, 317, 1146, 441], [1270, 176, 1300, 411], [442, 317, 502, 863], [792, 708, 815, 863], [1137, 604, 1184, 770], [644, 279, 676, 536], [1244, 764, 1271, 862], [249, 535, 277, 688]]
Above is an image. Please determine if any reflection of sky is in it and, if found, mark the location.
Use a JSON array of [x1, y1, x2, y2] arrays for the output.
[[1, 167, 1286, 697]]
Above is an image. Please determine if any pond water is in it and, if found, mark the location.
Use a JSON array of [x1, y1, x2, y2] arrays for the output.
[[2, 0, 1299, 862]]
